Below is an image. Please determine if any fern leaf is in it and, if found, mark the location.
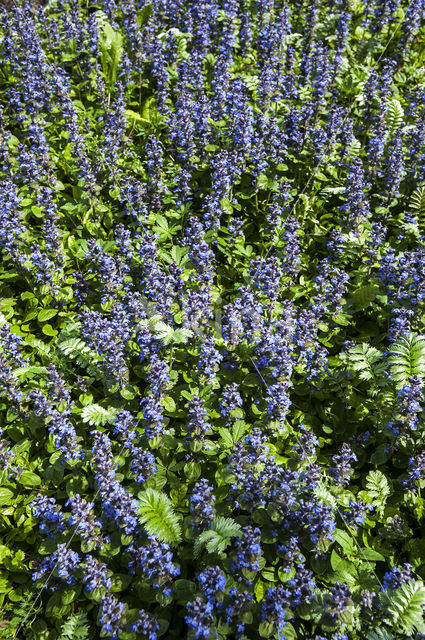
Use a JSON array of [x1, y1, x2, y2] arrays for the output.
[[314, 482, 337, 508], [60, 612, 89, 640], [194, 517, 242, 557], [366, 630, 394, 640], [410, 185, 425, 233], [384, 581, 425, 633], [81, 404, 116, 426], [58, 337, 92, 357], [212, 517, 242, 538], [385, 98, 404, 136], [24, 336, 52, 357], [194, 530, 217, 557], [12, 365, 49, 379], [365, 470, 391, 516], [346, 343, 386, 385], [389, 332, 425, 387], [138, 488, 182, 544]]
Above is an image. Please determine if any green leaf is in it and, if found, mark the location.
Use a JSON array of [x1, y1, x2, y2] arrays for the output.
[[42, 324, 57, 337], [358, 548, 385, 562], [194, 517, 242, 557], [334, 529, 355, 555], [19, 471, 41, 487], [0, 488, 14, 505], [365, 470, 391, 516], [138, 488, 182, 545], [96, 11, 123, 84], [37, 309, 58, 323], [59, 612, 89, 640], [389, 332, 425, 387], [385, 98, 404, 136], [12, 366, 49, 379], [81, 404, 116, 426], [410, 185, 425, 234], [383, 580, 425, 633], [350, 284, 380, 311], [163, 396, 176, 413]]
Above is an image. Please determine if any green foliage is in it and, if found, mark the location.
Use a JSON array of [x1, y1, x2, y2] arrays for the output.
[[345, 343, 386, 385], [59, 612, 90, 640], [194, 517, 242, 557], [385, 98, 404, 136], [388, 332, 425, 387], [138, 489, 182, 544], [410, 185, 425, 233], [96, 12, 123, 84], [382, 581, 425, 634], [81, 404, 116, 426], [365, 470, 391, 516], [2, 1, 425, 638], [367, 630, 395, 640]]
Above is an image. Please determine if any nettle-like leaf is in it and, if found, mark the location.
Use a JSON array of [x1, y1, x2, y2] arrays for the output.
[[381, 581, 425, 634], [389, 332, 425, 387], [385, 98, 404, 136], [59, 612, 90, 640], [194, 517, 242, 557], [365, 470, 391, 516], [138, 488, 182, 545], [345, 343, 386, 385], [81, 404, 116, 426]]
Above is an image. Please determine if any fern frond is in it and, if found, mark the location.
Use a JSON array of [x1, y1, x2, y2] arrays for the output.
[[410, 185, 425, 233], [138, 488, 182, 545], [24, 336, 52, 357], [345, 343, 386, 386], [58, 337, 107, 382], [81, 404, 116, 426], [60, 612, 90, 640], [194, 530, 218, 557], [366, 629, 394, 640], [389, 332, 425, 387], [314, 482, 337, 508], [385, 98, 404, 136], [365, 470, 391, 516], [58, 337, 91, 357], [194, 517, 242, 557], [212, 517, 242, 538], [382, 580, 425, 634]]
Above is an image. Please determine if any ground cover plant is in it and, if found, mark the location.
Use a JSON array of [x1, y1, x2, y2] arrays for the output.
[[1, 0, 425, 638]]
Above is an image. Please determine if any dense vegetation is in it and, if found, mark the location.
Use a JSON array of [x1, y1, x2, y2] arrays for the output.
[[1, 0, 425, 638]]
